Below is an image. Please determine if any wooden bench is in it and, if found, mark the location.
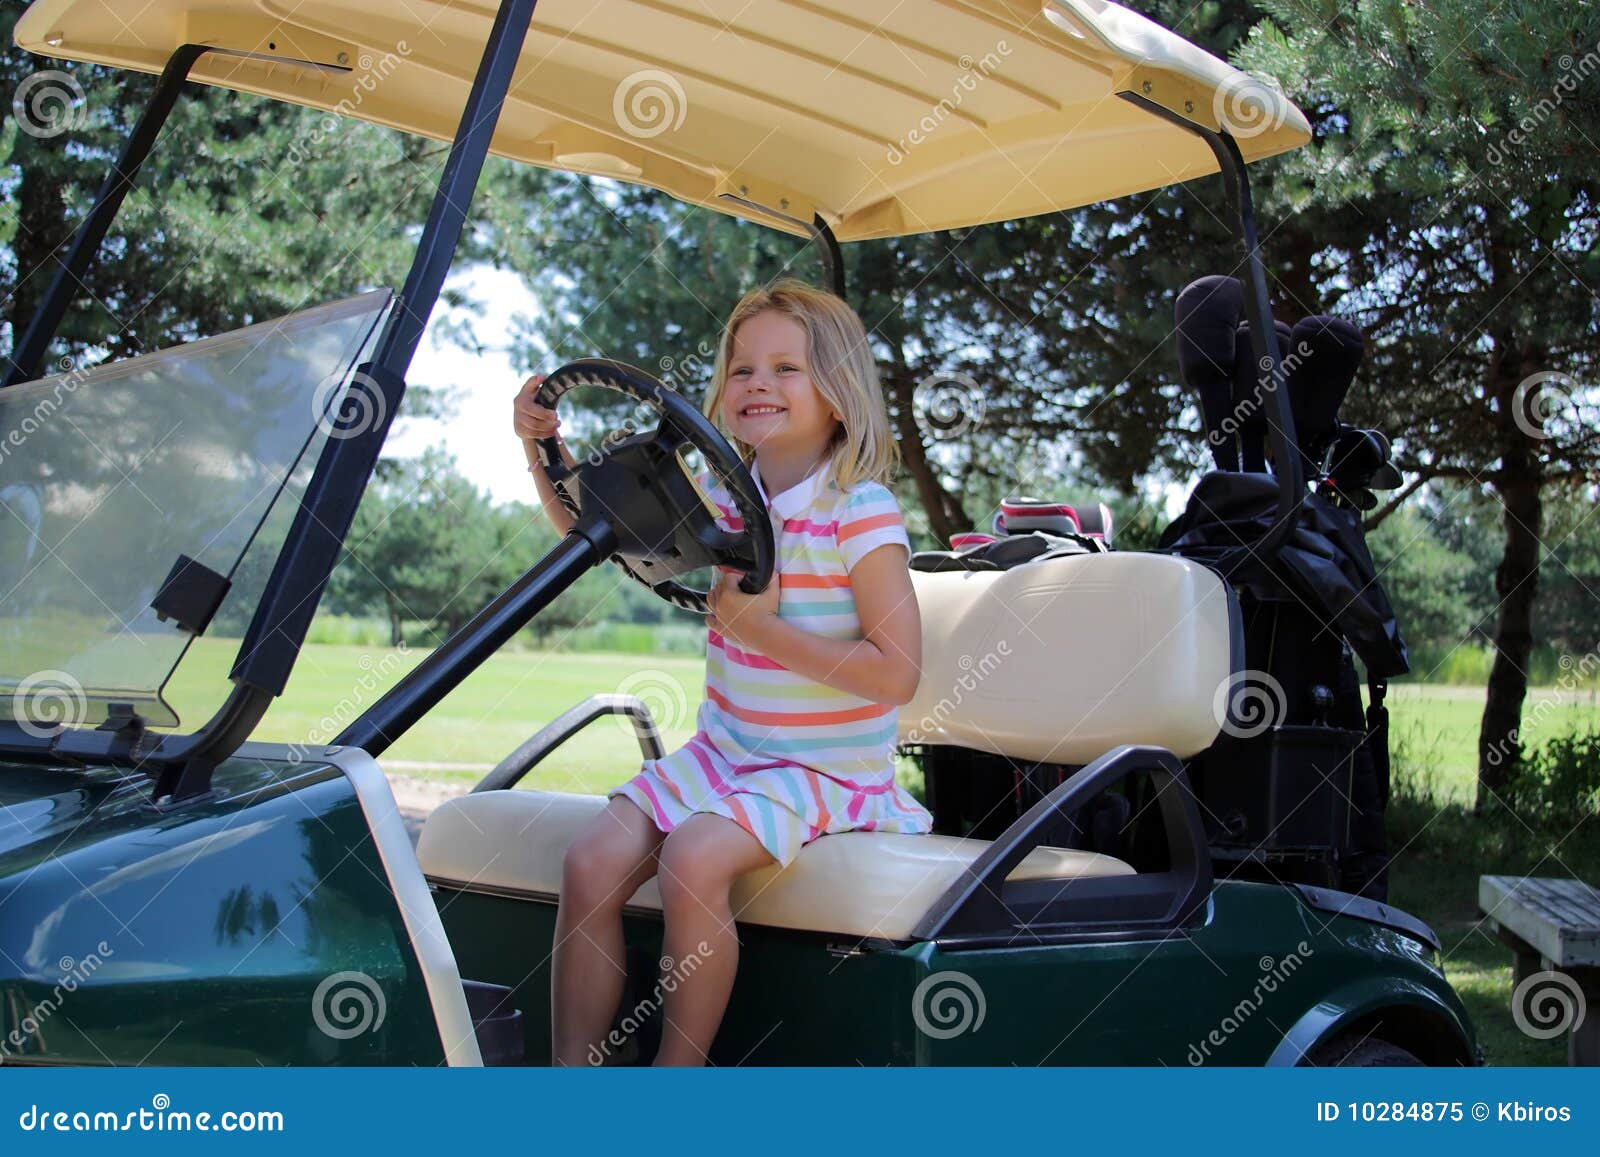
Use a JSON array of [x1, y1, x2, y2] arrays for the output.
[[1479, 875, 1599, 1065]]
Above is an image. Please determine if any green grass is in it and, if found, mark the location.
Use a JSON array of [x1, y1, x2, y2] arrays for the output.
[[1386, 682, 1600, 806], [1386, 789, 1599, 1066], [1382, 683, 1599, 1066], [167, 640, 1598, 1064], [165, 638, 706, 793]]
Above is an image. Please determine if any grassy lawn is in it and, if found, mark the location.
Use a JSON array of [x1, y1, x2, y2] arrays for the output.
[[168, 640, 1597, 1064], [1386, 682, 1600, 804], [1382, 683, 1598, 1067], [165, 638, 707, 794]]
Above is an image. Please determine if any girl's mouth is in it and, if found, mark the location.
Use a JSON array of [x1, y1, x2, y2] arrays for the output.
[[739, 404, 785, 417]]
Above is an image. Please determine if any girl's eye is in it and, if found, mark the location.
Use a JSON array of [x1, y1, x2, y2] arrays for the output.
[[779, 364, 798, 373], [731, 367, 751, 377]]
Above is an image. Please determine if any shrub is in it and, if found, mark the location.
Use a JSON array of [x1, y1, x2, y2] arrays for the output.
[[1504, 730, 1600, 831]]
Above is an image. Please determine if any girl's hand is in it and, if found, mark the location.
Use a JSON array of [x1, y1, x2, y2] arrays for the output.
[[706, 567, 780, 650], [513, 374, 561, 444]]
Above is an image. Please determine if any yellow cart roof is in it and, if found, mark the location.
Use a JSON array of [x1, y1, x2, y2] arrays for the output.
[[15, 0, 1310, 241]]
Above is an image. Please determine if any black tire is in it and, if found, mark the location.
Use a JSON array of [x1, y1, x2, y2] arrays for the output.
[[1308, 1034, 1424, 1067]]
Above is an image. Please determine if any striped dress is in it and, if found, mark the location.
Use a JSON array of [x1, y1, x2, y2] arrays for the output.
[[609, 460, 932, 867]]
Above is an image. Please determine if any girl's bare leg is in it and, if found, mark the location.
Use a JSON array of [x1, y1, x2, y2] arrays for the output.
[[551, 797, 665, 1066], [652, 812, 776, 1066]]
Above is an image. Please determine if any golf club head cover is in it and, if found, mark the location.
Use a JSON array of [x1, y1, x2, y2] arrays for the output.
[[1231, 318, 1293, 472], [1174, 275, 1244, 470], [998, 496, 1082, 537], [1285, 314, 1365, 469]]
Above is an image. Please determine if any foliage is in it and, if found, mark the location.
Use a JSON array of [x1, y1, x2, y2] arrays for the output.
[[323, 450, 695, 644], [1237, 0, 1600, 802], [0, 5, 449, 363], [1366, 499, 1489, 649], [1504, 730, 1600, 831]]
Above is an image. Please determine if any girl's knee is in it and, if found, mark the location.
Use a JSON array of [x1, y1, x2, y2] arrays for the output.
[[561, 826, 650, 909], [656, 832, 735, 911]]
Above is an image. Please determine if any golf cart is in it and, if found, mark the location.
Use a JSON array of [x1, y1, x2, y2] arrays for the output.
[[1, 0, 1473, 1066]]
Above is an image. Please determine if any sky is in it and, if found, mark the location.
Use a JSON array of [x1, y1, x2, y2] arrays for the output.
[[385, 264, 544, 507]]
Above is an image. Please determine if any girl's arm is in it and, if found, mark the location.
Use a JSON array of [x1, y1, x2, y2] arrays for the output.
[[709, 543, 922, 705], [513, 374, 578, 536], [523, 435, 578, 535]]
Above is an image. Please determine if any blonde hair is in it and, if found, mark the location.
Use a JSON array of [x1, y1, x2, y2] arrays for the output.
[[703, 278, 897, 490]]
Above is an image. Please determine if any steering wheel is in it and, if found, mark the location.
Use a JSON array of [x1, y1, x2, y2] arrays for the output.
[[533, 359, 775, 615]]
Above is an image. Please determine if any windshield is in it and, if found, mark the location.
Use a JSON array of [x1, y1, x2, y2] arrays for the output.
[[0, 291, 391, 730]]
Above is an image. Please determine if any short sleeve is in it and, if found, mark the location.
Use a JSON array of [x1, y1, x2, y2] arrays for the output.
[[836, 482, 911, 571]]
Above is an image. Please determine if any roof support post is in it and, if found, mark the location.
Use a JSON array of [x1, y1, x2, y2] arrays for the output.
[[3, 44, 209, 388], [186, 0, 544, 796], [809, 214, 846, 300], [1118, 93, 1306, 565]]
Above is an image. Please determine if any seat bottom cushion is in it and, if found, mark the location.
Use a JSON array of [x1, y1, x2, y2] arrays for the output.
[[417, 788, 1135, 941]]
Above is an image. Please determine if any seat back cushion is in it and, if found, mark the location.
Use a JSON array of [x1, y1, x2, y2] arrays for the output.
[[901, 552, 1237, 763]]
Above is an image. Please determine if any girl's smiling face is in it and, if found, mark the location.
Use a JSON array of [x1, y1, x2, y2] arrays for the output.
[[721, 310, 841, 456]]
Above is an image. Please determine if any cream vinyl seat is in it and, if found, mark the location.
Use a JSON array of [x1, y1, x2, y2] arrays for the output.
[[418, 788, 1132, 941], [417, 551, 1236, 940]]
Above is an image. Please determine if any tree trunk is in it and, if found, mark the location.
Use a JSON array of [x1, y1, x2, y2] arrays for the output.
[[1475, 211, 1542, 811], [6, 142, 65, 367], [386, 594, 403, 649], [885, 372, 970, 544], [854, 244, 969, 543], [1478, 470, 1542, 809]]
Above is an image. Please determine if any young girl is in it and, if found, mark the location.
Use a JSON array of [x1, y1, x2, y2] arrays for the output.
[[512, 278, 931, 1066]]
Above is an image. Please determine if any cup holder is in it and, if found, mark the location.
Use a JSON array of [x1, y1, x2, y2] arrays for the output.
[[461, 978, 525, 1065]]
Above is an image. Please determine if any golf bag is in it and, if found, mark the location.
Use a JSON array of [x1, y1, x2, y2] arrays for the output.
[[1163, 275, 1408, 900]]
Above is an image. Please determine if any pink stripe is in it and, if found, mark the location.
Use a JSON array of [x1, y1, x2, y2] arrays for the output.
[[734, 759, 792, 775], [632, 775, 668, 822], [817, 771, 899, 794], [782, 517, 839, 537], [847, 793, 865, 821], [708, 630, 787, 670], [686, 736, 732, 796]]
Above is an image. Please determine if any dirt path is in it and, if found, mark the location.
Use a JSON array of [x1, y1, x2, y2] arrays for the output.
[[387, 772, 469, 846]]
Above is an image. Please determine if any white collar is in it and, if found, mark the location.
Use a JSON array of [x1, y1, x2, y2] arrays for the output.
[[750, 458, 832, 521]]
